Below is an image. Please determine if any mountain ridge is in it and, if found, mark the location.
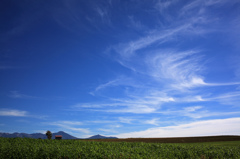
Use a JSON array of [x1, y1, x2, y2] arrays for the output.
[[0, 131, 118, 139], [87, 134, 118, 139], [0, 131, 77, 139]]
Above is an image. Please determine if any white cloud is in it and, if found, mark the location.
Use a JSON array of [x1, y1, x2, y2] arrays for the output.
[[202, 91, 240, 107], [207, 92, 240, 100], [183, 106, 203, 112], [0, 109, 28, 117], [94, 79, 119, 92], [116, 117, 240, 138], [180, 0, 227, 17], [68, 0, 240, 130], [60, 121, 83, 125], [108, 105, 156, 114], [89, 76, 137, 95], [205, 0, 239, 6], [206, 92, 240, 107], [88, 120, 114, 124], [74, 91, 175, 114], [180, 0, 202, 16], [158, 106, 240, 119], [205, 82, 240, 87], [144, 118, 160, 126], [146, 50, 205, 90], [178, 95, 205, 102], [112, 24, 193, 60], [118, 117, 134, 124]]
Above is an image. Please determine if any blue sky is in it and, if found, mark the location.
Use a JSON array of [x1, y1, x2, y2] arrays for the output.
[[0, 0, 240, 138]]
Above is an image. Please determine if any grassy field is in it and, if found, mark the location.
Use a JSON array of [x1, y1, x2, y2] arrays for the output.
[[86, 135, 240, 143], [184, 141, 240, 147], [0, 136, 240, 159]]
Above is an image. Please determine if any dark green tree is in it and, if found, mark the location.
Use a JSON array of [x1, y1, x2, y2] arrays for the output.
[[45, 130, 52, 140]]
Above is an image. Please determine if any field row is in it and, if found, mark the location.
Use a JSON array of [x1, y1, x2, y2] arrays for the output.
[[86, 135, 240, 143], [0, 137, 240, 159]]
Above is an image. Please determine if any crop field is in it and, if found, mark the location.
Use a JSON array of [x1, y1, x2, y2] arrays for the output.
[[86, 135, 240, 143], [0, 137, 240, 159]]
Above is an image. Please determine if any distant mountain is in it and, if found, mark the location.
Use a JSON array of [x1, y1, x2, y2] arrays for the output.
[[0, 132, 118, 140], [0, 131, 78, 139], [87, 134, 118, 139], [0, 132, 34, 138], [53, 131, 78, 139]]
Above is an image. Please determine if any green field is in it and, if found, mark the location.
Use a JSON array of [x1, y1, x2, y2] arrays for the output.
[[181, 141, 240, 147], [0, 137, 240, 159]]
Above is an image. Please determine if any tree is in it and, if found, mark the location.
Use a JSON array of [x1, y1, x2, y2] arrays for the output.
[[45, 130, 52, 140]]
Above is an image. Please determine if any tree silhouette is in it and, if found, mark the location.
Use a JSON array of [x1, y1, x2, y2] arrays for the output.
[[45, 130, 52, 140]]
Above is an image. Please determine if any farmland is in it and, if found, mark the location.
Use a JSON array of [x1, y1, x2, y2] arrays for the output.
[[0, 136, 240, 159], [86, 135, 240, 143]]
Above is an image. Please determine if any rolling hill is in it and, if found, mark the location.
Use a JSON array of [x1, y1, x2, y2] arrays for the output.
[[0, 131, 77, 139]]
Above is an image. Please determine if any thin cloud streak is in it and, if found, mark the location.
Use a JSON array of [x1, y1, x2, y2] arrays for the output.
[[0, 109, 28, 117], [89, 76, 139, 96], [116, 117, 240, 138], [118, 117, 134, 124], [204, 91, 240, 101], [112, 23, 194, 59], [73, 92, 175, 114], [156, 106, 240, 119], [204, 82, 240, 86], [144, 118, 160, 126]]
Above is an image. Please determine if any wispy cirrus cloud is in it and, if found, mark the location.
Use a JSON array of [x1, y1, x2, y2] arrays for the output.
[[155, 0, 177, 13], [109, 0, 224, 62], [159, 106, 240, 119], [0, 108, 47, 119], [145, 50, 205, 90], [144, 118, 160, 126], [204, 91, 240, 107], [89, 76, 139, 96], [68, 0, 240, 130], [111, 23, 194, 60], [180, 0, 225, 17], [73, 91, 175, 114], [118, 117, 134, 124], [181, 0, 239, 16], [0, 109, 28, 117]]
